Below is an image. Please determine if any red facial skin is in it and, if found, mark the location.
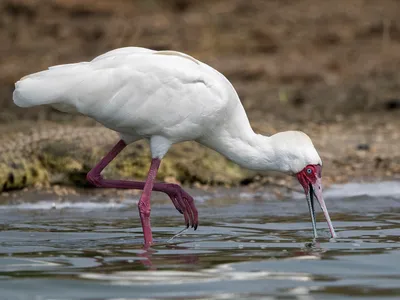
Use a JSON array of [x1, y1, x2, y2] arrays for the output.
[[296, 164, 337, 238], [296, 164, 322, 192]]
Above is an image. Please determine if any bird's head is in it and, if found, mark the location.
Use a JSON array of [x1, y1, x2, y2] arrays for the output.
[[269, 131, 337, 238]]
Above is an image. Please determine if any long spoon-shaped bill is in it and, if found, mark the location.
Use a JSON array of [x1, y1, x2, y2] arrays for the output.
[[306, 187, 318, 238], [311, 177, 337, 238]]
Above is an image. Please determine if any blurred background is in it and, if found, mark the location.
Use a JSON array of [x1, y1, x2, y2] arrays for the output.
[[0, 0, 399, 191], [2, 0, 400, 121], [1, 3, 400, 298]]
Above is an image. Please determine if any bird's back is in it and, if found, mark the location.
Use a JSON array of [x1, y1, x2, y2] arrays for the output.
[[13, 47, 238, 142]]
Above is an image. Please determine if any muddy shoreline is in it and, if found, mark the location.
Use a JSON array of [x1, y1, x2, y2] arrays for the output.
[[0, 0, 399, 196]]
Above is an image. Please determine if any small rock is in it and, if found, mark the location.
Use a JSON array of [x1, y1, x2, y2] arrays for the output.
[[356, 143, 370, 151], [384, 99, 400, 110]]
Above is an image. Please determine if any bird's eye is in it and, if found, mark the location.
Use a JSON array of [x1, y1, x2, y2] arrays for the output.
[[306, 168, 312, 174]]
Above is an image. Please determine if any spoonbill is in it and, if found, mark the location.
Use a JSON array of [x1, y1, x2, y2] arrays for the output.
[[13, 47, 337, 245]]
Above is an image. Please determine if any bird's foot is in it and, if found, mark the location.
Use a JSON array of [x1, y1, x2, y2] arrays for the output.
[[165, 184, 198, 230]]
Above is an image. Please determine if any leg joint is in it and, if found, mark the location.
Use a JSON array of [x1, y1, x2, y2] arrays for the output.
[[86, 171, 103, 187]]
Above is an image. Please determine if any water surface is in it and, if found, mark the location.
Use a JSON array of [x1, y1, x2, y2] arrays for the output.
[[0, 182, 399, 300]]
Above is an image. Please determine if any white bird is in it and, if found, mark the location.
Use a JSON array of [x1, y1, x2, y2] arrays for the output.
[[13, 47, 337, 246]]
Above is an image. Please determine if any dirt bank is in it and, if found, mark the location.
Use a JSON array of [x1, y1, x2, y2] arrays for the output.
[[0, 0, 399, 195]]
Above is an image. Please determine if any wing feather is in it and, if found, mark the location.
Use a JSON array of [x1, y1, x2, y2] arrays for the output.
[[14, 48, 234, 141]]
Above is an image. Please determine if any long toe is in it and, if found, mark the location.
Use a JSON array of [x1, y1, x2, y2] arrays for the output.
[[182, 191, 198, 230], [166, 185, 198, 229], [175, 194, 190, 228], [181, 198, 191, 228], [170, 196, 184, 215], [182, 197, 194, 228]]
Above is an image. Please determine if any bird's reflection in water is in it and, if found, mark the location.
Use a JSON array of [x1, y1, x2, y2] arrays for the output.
[[138, 244, 199, 270]]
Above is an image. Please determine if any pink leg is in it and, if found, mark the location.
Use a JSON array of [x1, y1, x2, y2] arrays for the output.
[[86, 140, 198, 241], [139, 158, 160, 246]]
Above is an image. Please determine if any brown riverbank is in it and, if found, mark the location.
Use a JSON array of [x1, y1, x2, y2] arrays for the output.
[[0, 0, 399, 196]]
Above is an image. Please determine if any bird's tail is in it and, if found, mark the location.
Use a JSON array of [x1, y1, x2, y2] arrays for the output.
[[13, 63, 90, 110]]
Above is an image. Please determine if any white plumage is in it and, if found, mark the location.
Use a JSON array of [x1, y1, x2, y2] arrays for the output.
[[13, 47, 336, 242], [13, 47, 320, 173]]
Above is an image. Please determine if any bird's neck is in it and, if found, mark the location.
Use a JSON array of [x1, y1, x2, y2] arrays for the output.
[[201, 128, 286, 173], [198, 95, 292, 173]]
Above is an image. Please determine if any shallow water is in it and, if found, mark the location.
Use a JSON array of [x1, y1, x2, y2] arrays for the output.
[[0, 182, 399, 300]]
